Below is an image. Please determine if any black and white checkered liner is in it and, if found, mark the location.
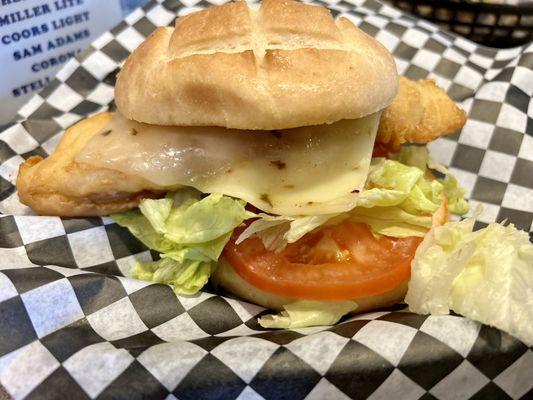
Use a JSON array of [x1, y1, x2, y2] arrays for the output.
[[0, 0, 532, 398]]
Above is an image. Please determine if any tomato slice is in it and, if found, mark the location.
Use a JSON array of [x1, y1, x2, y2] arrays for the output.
[[224, 221, 422, 300], [372, 142, 398, 158]]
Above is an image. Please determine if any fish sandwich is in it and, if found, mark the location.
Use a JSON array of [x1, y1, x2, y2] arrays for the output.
[[17, 0, 468, 321]]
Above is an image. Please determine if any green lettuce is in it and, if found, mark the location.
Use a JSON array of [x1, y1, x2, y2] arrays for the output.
[[354, 150, 469, 235], [112, 209, 175, 253], [164, 194, 252, 243], [394, 144, 429, 171], [405, 218, 533, 346], [400, 146, 470, 215], [139, 198, 173, 234], [134, 258, 213, 295], [236, 213, 337, 251], [349, 206, 432, 238], [258, 300, 358, 329], [112, 190, 254, 295], [356, 159, 424, 207], [440, 174, 469, 215], [240, 148, 469, 250]]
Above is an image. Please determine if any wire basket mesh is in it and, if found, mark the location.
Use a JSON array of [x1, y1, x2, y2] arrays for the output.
[[386, 0, 533, 47]]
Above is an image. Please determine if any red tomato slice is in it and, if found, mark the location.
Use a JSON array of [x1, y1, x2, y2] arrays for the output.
[[372, 142, 390, 158], [224, 221, 422, 300], [372, 142, 400, 158]]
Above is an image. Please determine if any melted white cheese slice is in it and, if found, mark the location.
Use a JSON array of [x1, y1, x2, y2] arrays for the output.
[[76, 112, 379, 215]]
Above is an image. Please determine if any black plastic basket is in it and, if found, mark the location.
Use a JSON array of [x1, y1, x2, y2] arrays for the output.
[[386, 0, 533, 48]]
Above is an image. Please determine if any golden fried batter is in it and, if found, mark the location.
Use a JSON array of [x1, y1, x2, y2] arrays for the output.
[[17, 112, 162, 216], [17, 78, 466, 216], [377, 77, 467, 150]]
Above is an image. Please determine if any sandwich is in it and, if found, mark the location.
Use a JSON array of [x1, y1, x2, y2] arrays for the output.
[[17, 0, 470, 327]]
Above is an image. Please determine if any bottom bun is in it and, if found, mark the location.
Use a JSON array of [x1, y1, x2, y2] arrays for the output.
[[212, 257, 408, 313]]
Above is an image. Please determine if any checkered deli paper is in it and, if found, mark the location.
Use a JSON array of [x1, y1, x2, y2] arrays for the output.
[[0, 0, 532, 398]]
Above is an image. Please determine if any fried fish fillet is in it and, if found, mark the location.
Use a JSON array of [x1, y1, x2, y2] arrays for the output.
[[16, 78, 467, 217], [17, 112, 162, 216], [376, 77, 467, 150]]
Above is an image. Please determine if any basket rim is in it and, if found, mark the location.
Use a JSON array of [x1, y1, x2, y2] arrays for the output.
[[391, 0, 533, 13]]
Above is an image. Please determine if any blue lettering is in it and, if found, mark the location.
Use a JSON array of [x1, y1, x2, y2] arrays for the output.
[[1, 24, 48, 45], [31, 50, 78, 72], [13, 44, 42, 61]]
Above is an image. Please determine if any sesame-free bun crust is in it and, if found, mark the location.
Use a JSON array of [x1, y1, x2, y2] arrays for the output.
[[115, 0, 398, 130]]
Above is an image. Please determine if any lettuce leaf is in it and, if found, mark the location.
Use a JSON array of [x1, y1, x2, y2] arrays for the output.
[[405, 219, 533, 346], [239, 149, 469, 250], [112, 191, 253, 295], [237, 213, 337, 251], [349, 207, 432, 238], [401, 180, 443, 215], [394, 144, 429, 171], [342, 158, 447, 238], [258, 300, 358, 329], [134, 258, 212, 295], [358, 158, 424, 207], [165, 193, 254, 243], [440, 174, 469, 215], [139, 198, 173, 234], [398, 146, 469, 215], [112, 209, 175, 253]]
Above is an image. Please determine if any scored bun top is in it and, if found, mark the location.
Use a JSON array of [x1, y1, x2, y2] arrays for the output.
[[115, 0, 399, 130]]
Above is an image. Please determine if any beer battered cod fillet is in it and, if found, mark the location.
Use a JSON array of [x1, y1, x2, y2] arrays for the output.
[[17, 113, 163, 216], [16, 78, 466, 217], [376, 77, 467, 150]]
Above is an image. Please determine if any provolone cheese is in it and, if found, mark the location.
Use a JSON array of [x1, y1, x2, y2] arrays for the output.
[[76, 112, 379, 215]]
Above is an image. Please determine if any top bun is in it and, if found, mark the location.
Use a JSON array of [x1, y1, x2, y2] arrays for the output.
[[115, 0, 398, 130]]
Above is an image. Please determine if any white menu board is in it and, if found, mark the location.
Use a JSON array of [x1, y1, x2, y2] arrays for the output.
[[0, 0, 145, 125]]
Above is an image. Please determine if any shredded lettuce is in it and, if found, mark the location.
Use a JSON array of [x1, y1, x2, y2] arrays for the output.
[[405, 218, 533, 346], [240, 147, 469, 250], [236, 213, 337, 251], [258, 300, 358, 329], [112, 209, 175, 253], [440, 174, 469, 215], [165, 194, 253, 243], [356, 159, 424, 207], [112, 190, 254, 295], [394, 144, 429, 171], [134, 258, 213, 295], [352, 158, 443, 236], [349, 207, 432, 238], [400, 146, 469, 215]]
